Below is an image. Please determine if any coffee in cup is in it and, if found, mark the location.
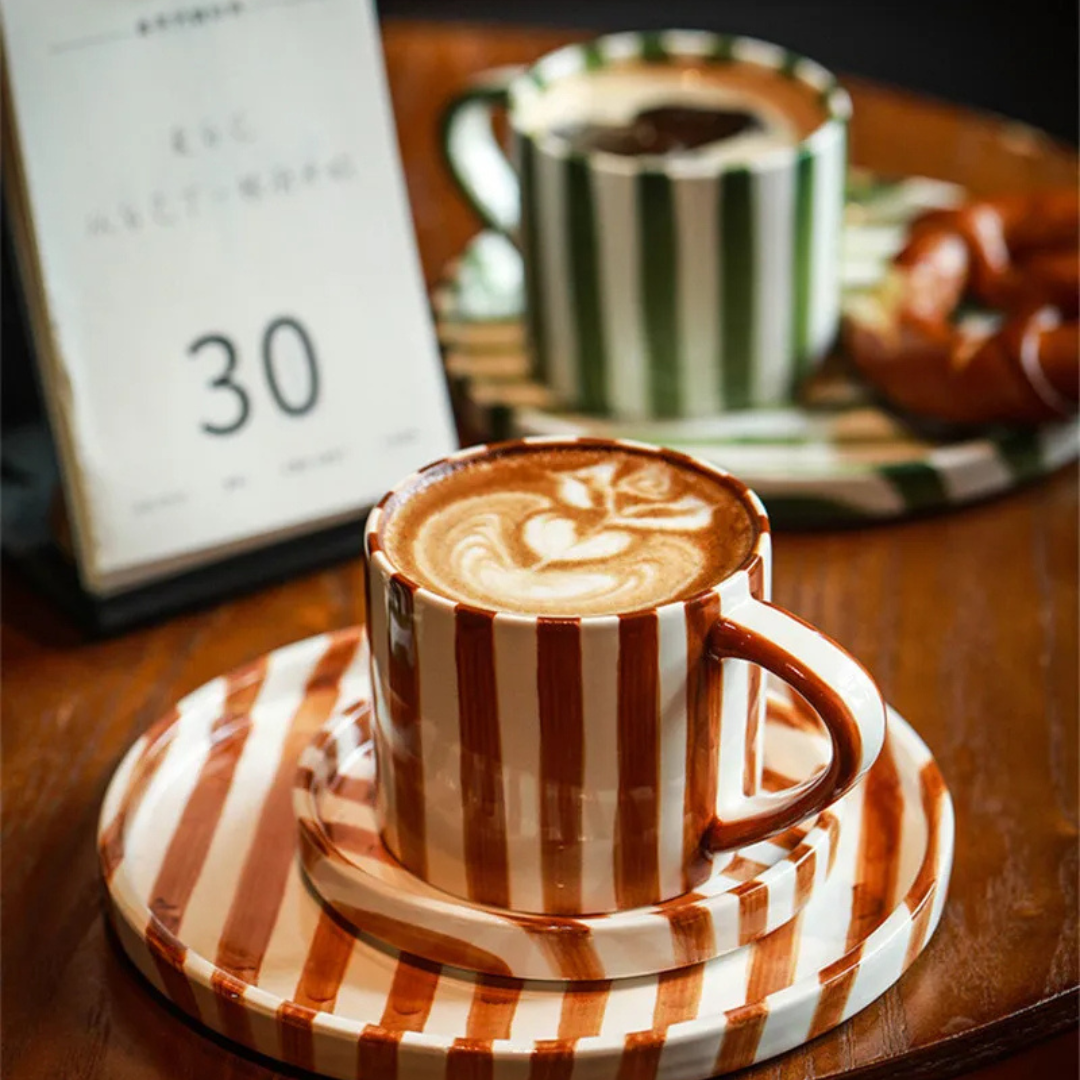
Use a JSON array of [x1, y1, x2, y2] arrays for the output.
[[379, 443, 756, 616], [522, 57, 827, 161]]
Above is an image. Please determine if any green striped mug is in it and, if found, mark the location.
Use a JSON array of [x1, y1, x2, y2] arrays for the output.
[[441, 30, 851, 419]]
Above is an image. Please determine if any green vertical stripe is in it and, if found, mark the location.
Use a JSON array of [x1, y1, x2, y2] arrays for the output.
[[581, 40, 603, 69], [640, 31, 668, 62], [995, 430, 1044, 481], [638, 172, 681, 417], [709, 35, 734, 62], [790, 148, 816, 377], [719, 168, 756, 409], [564, 157, 607, 413], [519, 137, 548, 383], [884, 462, 949, 509]]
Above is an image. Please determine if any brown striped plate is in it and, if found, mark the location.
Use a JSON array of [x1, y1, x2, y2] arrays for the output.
[[296, 691, 847, 981], [99, 626, 954, 1080]]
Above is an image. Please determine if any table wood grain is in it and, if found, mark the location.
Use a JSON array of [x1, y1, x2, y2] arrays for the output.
[[2, 19, 1077, 1080]]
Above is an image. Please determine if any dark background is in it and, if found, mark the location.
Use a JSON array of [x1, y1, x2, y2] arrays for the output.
[[376, 0, 1080, 143]]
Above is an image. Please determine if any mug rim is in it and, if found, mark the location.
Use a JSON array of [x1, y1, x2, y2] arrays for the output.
[[504, 28, 852, 177], [364, 435, 770, 625]]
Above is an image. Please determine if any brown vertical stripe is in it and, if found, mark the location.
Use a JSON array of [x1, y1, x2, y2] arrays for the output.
[[733, 879, 769, 945], [743, 663, 763, 796], [214, 634, 358, 984], [100, 705, 180, 882], [683, 595, 721, 891], [660, 896, 716, 966], [558, 981, 611, 1038], [614, 965, 707, 1077], [715, 913, 803, 1071], [212, 968, 256, 1047], [143, 662, 268, 1012], [357, 1026, 402, 1079], [722, 855, 771, 882], [380, 955, 442, 1031], [847, 739, 903, 949], [537, 619, 585, 913], [821, 810, 842, 874], [456, 608, 511, 908], [361, 550, 374, 628], [445, 1043, 494, 1080], [517, 917, 605, 981], [148, 661, 267, 936], [713, 1004, 767, 1074], [387, 577, 427, 879], [445, 976, 524, 1080], [616, 614, 661, 910], [529, 1044, 576, 1080], [770, 823, 810, 851], [616, 1031, 665, 1080], [903, 762, 948, 969], [144, 919, 200, 1019], [653, 963, 705, 1027], [747, 555, 766, 598], [792, 845, 818, 911], [744, 914, 803, 1013], [328, 773, 376, 804], [465, 977, 522, 1039], [278, 909, 357, 1070], [807, 944, 865, 1039], [322, 733, 340, 789], [357, 954, 442, 1079], [529, 981, 612, 1080]]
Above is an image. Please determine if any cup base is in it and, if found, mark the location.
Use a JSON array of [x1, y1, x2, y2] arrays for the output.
[[295, 680, 847, 981]]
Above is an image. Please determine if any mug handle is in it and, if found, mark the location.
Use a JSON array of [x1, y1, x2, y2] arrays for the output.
[[703, 598, 887, 852], [439, 66, 524, 238]]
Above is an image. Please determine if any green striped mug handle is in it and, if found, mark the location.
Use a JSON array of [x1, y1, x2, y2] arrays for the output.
[[439, 67, 524, 238]]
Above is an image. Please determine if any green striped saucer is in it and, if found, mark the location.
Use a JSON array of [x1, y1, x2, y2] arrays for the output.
[[433, 170, 1078, 527]]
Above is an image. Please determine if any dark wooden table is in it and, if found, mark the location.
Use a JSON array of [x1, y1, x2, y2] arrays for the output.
[[2, 19, 1077, 1080]]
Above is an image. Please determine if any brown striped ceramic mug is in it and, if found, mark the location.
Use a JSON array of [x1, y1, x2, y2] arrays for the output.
[[363, 437, 885, 914], [440, 30, 850, 419]]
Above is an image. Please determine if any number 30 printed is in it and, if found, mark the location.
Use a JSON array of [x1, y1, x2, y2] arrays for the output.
[[188, 317, 320, 436]]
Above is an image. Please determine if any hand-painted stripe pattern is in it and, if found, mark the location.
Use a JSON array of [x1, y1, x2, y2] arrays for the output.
[[100, 627, 952, 1080]]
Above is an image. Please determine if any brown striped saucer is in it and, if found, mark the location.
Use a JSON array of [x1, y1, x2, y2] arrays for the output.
[[295, 690, 847, 982], [99, 626, 954, 1080]]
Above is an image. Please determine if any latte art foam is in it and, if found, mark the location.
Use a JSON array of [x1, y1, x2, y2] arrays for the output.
[[380, 447, 755, 616]]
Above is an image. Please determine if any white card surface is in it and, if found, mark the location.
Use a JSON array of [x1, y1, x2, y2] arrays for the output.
[[2, 0, 456, 594]]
